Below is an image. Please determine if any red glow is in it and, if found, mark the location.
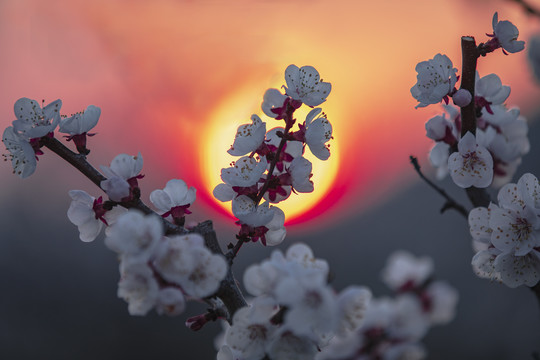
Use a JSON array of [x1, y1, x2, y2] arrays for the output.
[[1, 0, 540, 234]]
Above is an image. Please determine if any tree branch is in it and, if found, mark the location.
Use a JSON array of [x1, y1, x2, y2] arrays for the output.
[[409, 156, 468, 218], [460, 36, 492, 209]]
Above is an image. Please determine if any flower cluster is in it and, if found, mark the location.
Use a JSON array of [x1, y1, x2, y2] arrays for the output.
[[469, 173, 540, 288], [106, 210, 227, 315], [426, 77, 529, 188], [214, 65, 333, 247], [317, 251, 458, 360], [66, 151, 214, 314], [412, 13, 527, 189], [2, 98, 101, 178], [216, 243, 372, 360]]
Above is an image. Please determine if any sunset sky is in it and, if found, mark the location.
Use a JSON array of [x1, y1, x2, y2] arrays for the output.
[[2, 0, 540, 232]]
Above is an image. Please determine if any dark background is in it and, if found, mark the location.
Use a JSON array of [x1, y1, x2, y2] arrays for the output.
[[1, 118, 540, 359]]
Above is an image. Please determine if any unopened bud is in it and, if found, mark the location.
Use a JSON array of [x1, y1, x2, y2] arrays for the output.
[[452, 89, 472, 107]]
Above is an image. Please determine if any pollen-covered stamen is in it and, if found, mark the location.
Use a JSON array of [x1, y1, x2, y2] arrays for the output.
[[247, 324, 268, 341], [511, 217, 533, 243], [461, 151, 483, 172]]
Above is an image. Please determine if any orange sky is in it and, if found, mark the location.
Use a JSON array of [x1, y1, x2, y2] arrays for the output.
[[1, 0, 540, 232]]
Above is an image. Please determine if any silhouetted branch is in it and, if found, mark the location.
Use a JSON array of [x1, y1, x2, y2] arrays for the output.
[[409, 156, 468, 218]]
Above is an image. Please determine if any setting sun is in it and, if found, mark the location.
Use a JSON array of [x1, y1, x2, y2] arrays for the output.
[[202, 74, 341, 223]]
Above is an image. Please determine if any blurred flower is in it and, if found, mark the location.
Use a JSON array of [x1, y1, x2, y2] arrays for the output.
[[491, 12, 525, 54]]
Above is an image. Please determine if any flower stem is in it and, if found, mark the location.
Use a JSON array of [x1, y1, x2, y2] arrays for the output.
[[255, 122, 292, 205], [409, 156, 468, 218]]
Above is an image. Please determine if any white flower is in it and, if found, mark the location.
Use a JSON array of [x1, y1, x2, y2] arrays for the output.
[[411, 54, 457, 108], [489, 201, 539, 256], [518, 173, 540, 213], [492, 12, 525, 54], [381, 251, 433, 291], [154, 234, 227, 298], [232, 196, 275, 227], [221, 156, 268, 187], [100, 153, 144, 200], [12, 97, 61, 138], [275, 271, 339, 339], [59, 105, 100, 135], [285, 243, 330, 277], [475, 73, 510, 106], [264, 206, 287, 246], [494, 250, 540, 288], [425, 281, 458, 325], [336, 286, 372, 333], [100, 152, 144, 180], [213, 183, 236, 202], [304, 108, 332, 161], [150, 179, 196, 214], [284, 65, 332, 107], [117, 262, 159, 316], [101, 175, 130, 201], [266, 330, 318, 360], [387, 296, 430, 341], [289, 156, 314, 193], [67, 190, 125, 242], [425, 114, 454, 142], [429, 142, 450, 180], [448, 132, 493, 188], [480, 105, 519, 127], [262, 88, 288, 119], [468, 207, 492, 245], [472, 248, 502, 282], [2, 126, 37, 178], [155, 287, 186, 316], [105, 210, 163, 263], [228, 115, 266, 156], [224, 298, 278, 360]]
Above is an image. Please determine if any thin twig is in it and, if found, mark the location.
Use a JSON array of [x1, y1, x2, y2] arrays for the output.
[[460, 36, 492, 209], [409, 156, 468, 218]]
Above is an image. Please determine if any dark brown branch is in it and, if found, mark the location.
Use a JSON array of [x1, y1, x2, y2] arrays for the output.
[[460, 37, 478, 137], [409, 156, 468, 218], [255, 124, 292, 205], [460, 36, 492, 209], [42, 136, 106, 187]]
